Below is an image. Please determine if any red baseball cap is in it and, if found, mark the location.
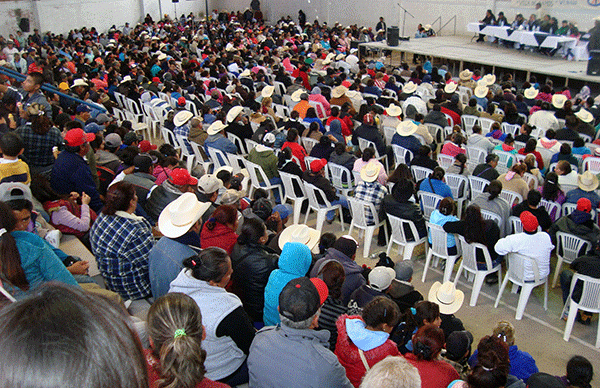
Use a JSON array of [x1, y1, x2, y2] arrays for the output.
[[520, 211, 539, 233], [139, 140, 157, 153], [64, 128, 95, 147], [152, 77, 160, 83], [177, 96, 186, 106], [169, 168, 198, 186], [310, 158, 327, 173], [310, 278, 329, 305], [577, 198, 592, 213]]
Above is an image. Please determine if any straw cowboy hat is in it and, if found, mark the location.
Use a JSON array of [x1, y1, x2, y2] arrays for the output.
[[402, 81, 418, 94], [158, 193, 211, 238], [577, 171, 599, 192], [474, 85, 489, 99], [552, 94, 567, 109], [331, 85, 348, 99], [396, 120, 418, 136], [291, 89, 305, 102], [575, 108, 593, 123], [207, 120, 227, 135], [240, 68, 251, 77], [72, 79, 88, 87], [482, 74, 496, 86], [173, 111, 193, 127], [524, 86, 539, 99], [428, 281, 464, 315], [226, 106, 244, 123], [278, 224, 320, 250], [444, 82, 458, 94], [261, 85, 275, 98], [360, 161, 381, 182], [459, 69, 473, 81], [386, 104, 402, 117]]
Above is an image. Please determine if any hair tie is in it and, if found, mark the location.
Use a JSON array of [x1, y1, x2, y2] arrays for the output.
[[191, 259, 197, 267], [208, 217, 216, 223], [384, 308, 387, 317], [410, 307, 416, 315], [0, 228, 6, 237], [481, 366, 493, 371], [174, 329, 186, 339]]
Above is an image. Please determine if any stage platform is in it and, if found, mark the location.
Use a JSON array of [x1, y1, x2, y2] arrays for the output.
[[359, 36, 600, 87]]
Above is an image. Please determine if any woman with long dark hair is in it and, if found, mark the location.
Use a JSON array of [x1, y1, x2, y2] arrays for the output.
[[471, 180, 511, 236]]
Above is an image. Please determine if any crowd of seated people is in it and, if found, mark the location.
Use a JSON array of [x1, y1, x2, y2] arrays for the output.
[[0, 9, 598, 388]]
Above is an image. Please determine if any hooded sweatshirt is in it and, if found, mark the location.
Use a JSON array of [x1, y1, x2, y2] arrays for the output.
[[311, 247, 366, 305], [549, 210, 599, 249], [334, 315, 399, 387], [263, 242, 312, 325]]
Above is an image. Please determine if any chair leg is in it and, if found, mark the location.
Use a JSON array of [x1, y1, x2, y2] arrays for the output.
[[515, 284, 534, 320], [443, 258, 456, 284], [315, 210, 326, 235], [304, 207, 311, 225], [552, 257, 564, 288], [338, 205, 345, 230], [453, 264, 464, 285], [363, 226, 374, 258], [293, 200, 302, 225], [595, 317, 600, 348], [543, 280, 548, 311], [470, 272, 486, 307], [404, 243, 416, 261], [563, 300, 578, 341], [422, 251, 434, 283], [494, 275, 510, 308]]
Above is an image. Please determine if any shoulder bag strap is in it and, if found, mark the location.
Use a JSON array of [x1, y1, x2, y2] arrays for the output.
[[358, 349, 370, 371]]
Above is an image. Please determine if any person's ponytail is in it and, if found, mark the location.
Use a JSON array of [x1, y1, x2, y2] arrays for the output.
[[0, 202, 28, 291], [158, 334, 207, 388]]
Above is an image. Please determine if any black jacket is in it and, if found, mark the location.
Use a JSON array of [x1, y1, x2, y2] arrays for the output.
[[230, 242, 279, 323], [303, 170, 338, 202], [381, 195, 427, 241], [353, 123, 386, 156]]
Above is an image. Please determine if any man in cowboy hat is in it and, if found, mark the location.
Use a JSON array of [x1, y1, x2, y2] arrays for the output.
[[225, 105, 253, 143], [204, 120, 238, 155], [565, 171, 600, 209], [392, 120, 421, 155], [149, 193, 210, 299], [145, 167, 198, 223], [355, 161, 388, 246], [428, 281, 466, 340]]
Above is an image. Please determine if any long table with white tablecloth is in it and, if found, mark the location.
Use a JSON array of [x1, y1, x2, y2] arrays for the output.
[[466, 22, 581, 50]]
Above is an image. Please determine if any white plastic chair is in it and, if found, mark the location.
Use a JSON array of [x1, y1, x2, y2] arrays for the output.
[[468, 176, 490, 200], [227, 153, 247, 175], [304, 183, 345, 234], [562, 273, 600, 348], [437, 154, 454, 170], [279, 171, 307, 225], [539, 199, 561, 222], [443, 113, 454, 127], [553, 232, 591, 289], [328, 162, 354, 197], [308, 100, 327, 119], [481, 209, 503, 229], [495, 151, 514, 174], [175, 134, 196, 171], [189, 142, 213, 173], [384, 126, 396, 146], [478, 117, 495, 135], [113, 91, 127, 109], [206, 146, 230, 171], [562, 203, 597, 222], [411, 166, 433, 182], [465, 146, 487, 166], [501, 122, 520, 137], [423, 223, 461, 283], [445, 173, 469, 215], [348, 197, 388, 257], [508, 216, 523, 234], [425, 123, 443, 143], [499, 190, 523, 207], [386, 214, 427, 260], [301, 137, 319, 155], [455, 236, 503, 306], [461, 115, 479, 134], [245, 160, 283, 203], [227, 132, 247, 155], [494, 252, 548, 320], [244, 139, 260, 154], [417, 191, 444, 220], [583, 156, 600, 174], [391, 144, 413, 166], [522, 172, 539, 189], [305, 156, 330, 179], [358, 138, 388, 170]]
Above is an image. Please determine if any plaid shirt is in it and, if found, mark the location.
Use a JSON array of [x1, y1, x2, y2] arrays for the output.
[[174, 123, 193, 154], [354, 181, 387, 225], [16, 125, 63, 167], [90, 211, 154, 300]]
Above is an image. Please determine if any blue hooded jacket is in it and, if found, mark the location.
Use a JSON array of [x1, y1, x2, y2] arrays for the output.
[[263, 242, 312, 325]]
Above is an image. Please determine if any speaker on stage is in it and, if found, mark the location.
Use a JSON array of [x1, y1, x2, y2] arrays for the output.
[[19, 18, 29, 32], [588, 50, 600, 76], [387, 26, 399, 47]]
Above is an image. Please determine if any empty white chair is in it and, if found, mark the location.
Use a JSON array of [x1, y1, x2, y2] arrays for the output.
[[411, 166, 433, 182], [347, 197, 388, 257], [392, 144, 413, 166], [417, 191, 444, 220], [455, 236, 503, 306], [437, 154, 454, 170], [468, 175, 490, 199], [304, 183, 345, 234], [279, 171, 307, 225], [423, 223, 461, 283], [245, 160, 283, 202], [562, 273, 600, 348], [553, 232, 591, 288], [386, 214, 427, 260], [494, 253, 548, 320], [445, 173, 469, 215], [328, 162, 354, 197], [583, 156, 600, 174]]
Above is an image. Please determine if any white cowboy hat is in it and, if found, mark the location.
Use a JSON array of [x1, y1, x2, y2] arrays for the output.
[[483, 74, 496, 86], [72, 79, 88, 87], [424, 24, 432, 31], [331, 85, 348, 98], [278, 224, 320, 250], [402, 81, 417, 94], [157, 53, 167, 61], [396, 120, 418, 136], [524, 86, 539, 99], [552, 94, 567, 109], [444, 82, 458, 94], [575, 108, 593, 123], [226, 106, 244, 123], [474, 85, 489, 99], [386, 104, 402, 117], [119, 75, 133, 85], [291, 89, 305, 102], [240, 68, 252, 77], [158, 193, 211, 238], [459, 69, 473, 81], [428, 281, 464, 315], [207, 120, 227, 135], [261, 85, 275, 98], [578, 171, 599, 192], [360, 161, 381, 182], [336, 53, 345, 61], [173, 110, 193, 127]]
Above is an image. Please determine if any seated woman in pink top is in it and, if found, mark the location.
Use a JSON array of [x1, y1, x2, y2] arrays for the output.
[[440, 133, 466, 157]]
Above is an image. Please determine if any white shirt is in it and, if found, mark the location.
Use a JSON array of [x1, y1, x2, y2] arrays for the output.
[[528, 110, 559, 131], [2, 46, 18, 63], [403, 96, 428, 116], [495, 232, 554, 280], [558, 170, 578, 187]]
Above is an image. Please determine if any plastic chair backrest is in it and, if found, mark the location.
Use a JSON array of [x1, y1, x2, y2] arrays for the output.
[[461, 115, 479, 133], [411, 166, 433, 182], [358, 137, 375, 152], [481, 209, 502, 227], [305, 183, 332, 208], [499, 190, 523, 207], [468, 176, 490, 198], [444, 113, 454, 127], [572, 274, 600, 310], [175, 134, 192, 157], [417, 191, 444, 220], [328, 162, 353, 191], [465, 146, 487, 164], [458, 236, 494, 272], [384, 126, 396, 145], [227, 132, 246, 154], [308, 100, 327, 119], [190, 142, 208, 163], [556, 232, 590, 263], [478, 118, 495, 134], [302, 137, 319, 154], [501, 122, 520, 136], [437, 154, 454, 170], [348, 197, 380, 226], [583, 157, 600, 174], [425, 123, 443, 142], [507, 252, 542, 284], [392, 144, 413, 166], [206, 147, 229, 169], [445, 173, 468, 198], [245, 160, 271, 187], [387, 214, 419, 244], [495, 151, 514, 172], [279, 171, 306, 200], [539, 199, 560, 220], [427, 222, 453, 257]]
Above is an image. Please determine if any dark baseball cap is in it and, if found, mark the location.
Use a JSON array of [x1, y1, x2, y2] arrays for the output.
[[279, 277, 328, 322]]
